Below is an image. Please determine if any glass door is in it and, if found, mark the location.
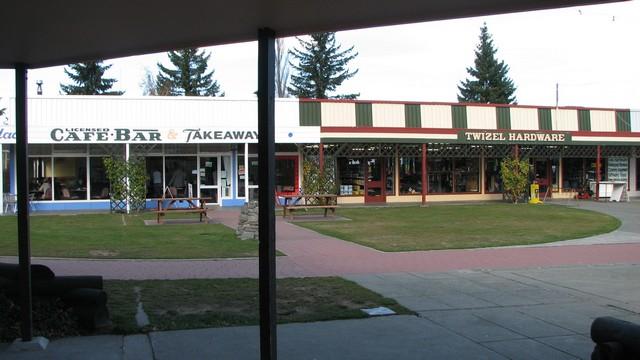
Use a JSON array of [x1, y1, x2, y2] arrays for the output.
[[532, 159, 553, 198], [220, 155, 232, 199], [365, 158, 386, 203], [199, 156, 219, 204]]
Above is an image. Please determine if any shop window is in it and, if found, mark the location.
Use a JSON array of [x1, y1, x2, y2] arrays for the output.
[[562, 158, 607, 191], [29, 157, 53, 200], [199, 144, 232, 153], [54, 157, 87, 200], [485, 158, 503, 193], [275, 156, 297, 194], [237, 154, 246, 198], [221, 155, 232, 198], [551, 159, 559, 192], [146, 156, 164, 198], [248, 156, 259, 186], [165, 156, 197, 197], [531, 158, 559, 194], [428, 158, 452, 193], [28, 144, 52, 156], [164, 144, 197, 154], [587, 158, 607, 183], [89, 144, 125, 156], [399, 157, 422, 195], [89, 157, 110, 199], [385, 158, 395, 195], [338, 158, 364, 196], [454, 158, 480, 192], [428, 158, 480, 194], [247, 156, 259, 200], [53, 144, 87, 154]]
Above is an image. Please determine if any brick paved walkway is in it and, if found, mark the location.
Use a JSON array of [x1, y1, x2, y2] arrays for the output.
[[1, 202, 639, 280]]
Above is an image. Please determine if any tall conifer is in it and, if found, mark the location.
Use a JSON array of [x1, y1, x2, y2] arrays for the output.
[[458, 24, 517, 104], [60, 61, 123, 95], [288, 32, 359, 99], [156, 48, 223, 96]]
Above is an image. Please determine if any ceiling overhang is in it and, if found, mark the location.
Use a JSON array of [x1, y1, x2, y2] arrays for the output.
[[0, 0, 623, 68]]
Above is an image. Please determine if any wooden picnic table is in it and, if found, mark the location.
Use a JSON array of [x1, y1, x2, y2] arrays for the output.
[[154, 197, 211, 224], [278, 194, 338, 219]]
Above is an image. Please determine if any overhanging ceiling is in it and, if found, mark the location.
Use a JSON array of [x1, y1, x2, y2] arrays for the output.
[[0, 0, 623, 68]]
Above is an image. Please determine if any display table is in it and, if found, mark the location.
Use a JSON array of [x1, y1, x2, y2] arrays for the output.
[[589, 181, 627, 202]]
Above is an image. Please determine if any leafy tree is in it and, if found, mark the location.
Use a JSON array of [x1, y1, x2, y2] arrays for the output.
[[275, 38, 290, 98], [458, 23, 517, 104], [500, 157, 531, 203], [288, 32, 359, 99], [140, 68, 158, 96], [156, 48, 223, 96], [60, 61, 124, 95]]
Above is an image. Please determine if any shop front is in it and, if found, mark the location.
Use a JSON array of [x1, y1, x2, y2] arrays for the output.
[[0, 96, 317, 212], [1, 97, 639, 213]]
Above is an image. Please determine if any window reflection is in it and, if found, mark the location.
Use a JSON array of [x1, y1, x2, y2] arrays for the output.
[[90, 157, 110, 199], [399, 157, 421, 195], [54, 157, 87, 200]]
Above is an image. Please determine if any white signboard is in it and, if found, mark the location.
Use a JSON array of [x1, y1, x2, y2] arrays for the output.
[[607, 157, 628, 183], [0, 127, 16, 144], [0, 125, 320, 144]]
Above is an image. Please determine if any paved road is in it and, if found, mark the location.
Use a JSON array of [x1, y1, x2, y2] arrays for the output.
[[1, 201, 639, 279]]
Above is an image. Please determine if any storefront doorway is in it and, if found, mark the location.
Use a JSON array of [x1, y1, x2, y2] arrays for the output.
[[365, 158, 386, 203], [198, 155, 232, 205], [531, 158, 559, 198]]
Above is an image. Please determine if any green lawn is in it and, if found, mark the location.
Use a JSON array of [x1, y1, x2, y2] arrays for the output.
[[106, 277, 411, 333], [0, 212, 258, 259], [295, 204, 620, 251]]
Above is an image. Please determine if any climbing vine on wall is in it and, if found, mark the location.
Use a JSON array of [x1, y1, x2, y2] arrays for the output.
[[103, 156, 148, 213], [302, 156, 337, 195]]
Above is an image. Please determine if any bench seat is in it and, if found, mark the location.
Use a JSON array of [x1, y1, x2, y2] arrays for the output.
[[282, 205, 337, 219], [155, 208, 207, 223]]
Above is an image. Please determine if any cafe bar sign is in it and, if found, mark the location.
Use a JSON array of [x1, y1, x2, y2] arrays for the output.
[[458, 131, 571, 143], [48, 127, 259, 143]]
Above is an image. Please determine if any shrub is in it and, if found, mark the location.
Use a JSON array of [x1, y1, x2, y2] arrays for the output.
[[0, 294, 81, 342], [500, 157, 531, 203]]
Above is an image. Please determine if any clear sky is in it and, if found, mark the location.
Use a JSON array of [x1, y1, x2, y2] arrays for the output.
[[0, 1, 638, 111]]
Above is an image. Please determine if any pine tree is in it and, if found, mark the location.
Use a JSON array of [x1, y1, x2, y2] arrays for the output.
[[288, 32, 359, 99], [156, 48, 223, 96], [457, 23, 517, 104], [60, 61, 124, 95]]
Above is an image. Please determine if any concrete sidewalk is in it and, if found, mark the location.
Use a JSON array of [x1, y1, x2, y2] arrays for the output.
[[2, 263, 639, 359]]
